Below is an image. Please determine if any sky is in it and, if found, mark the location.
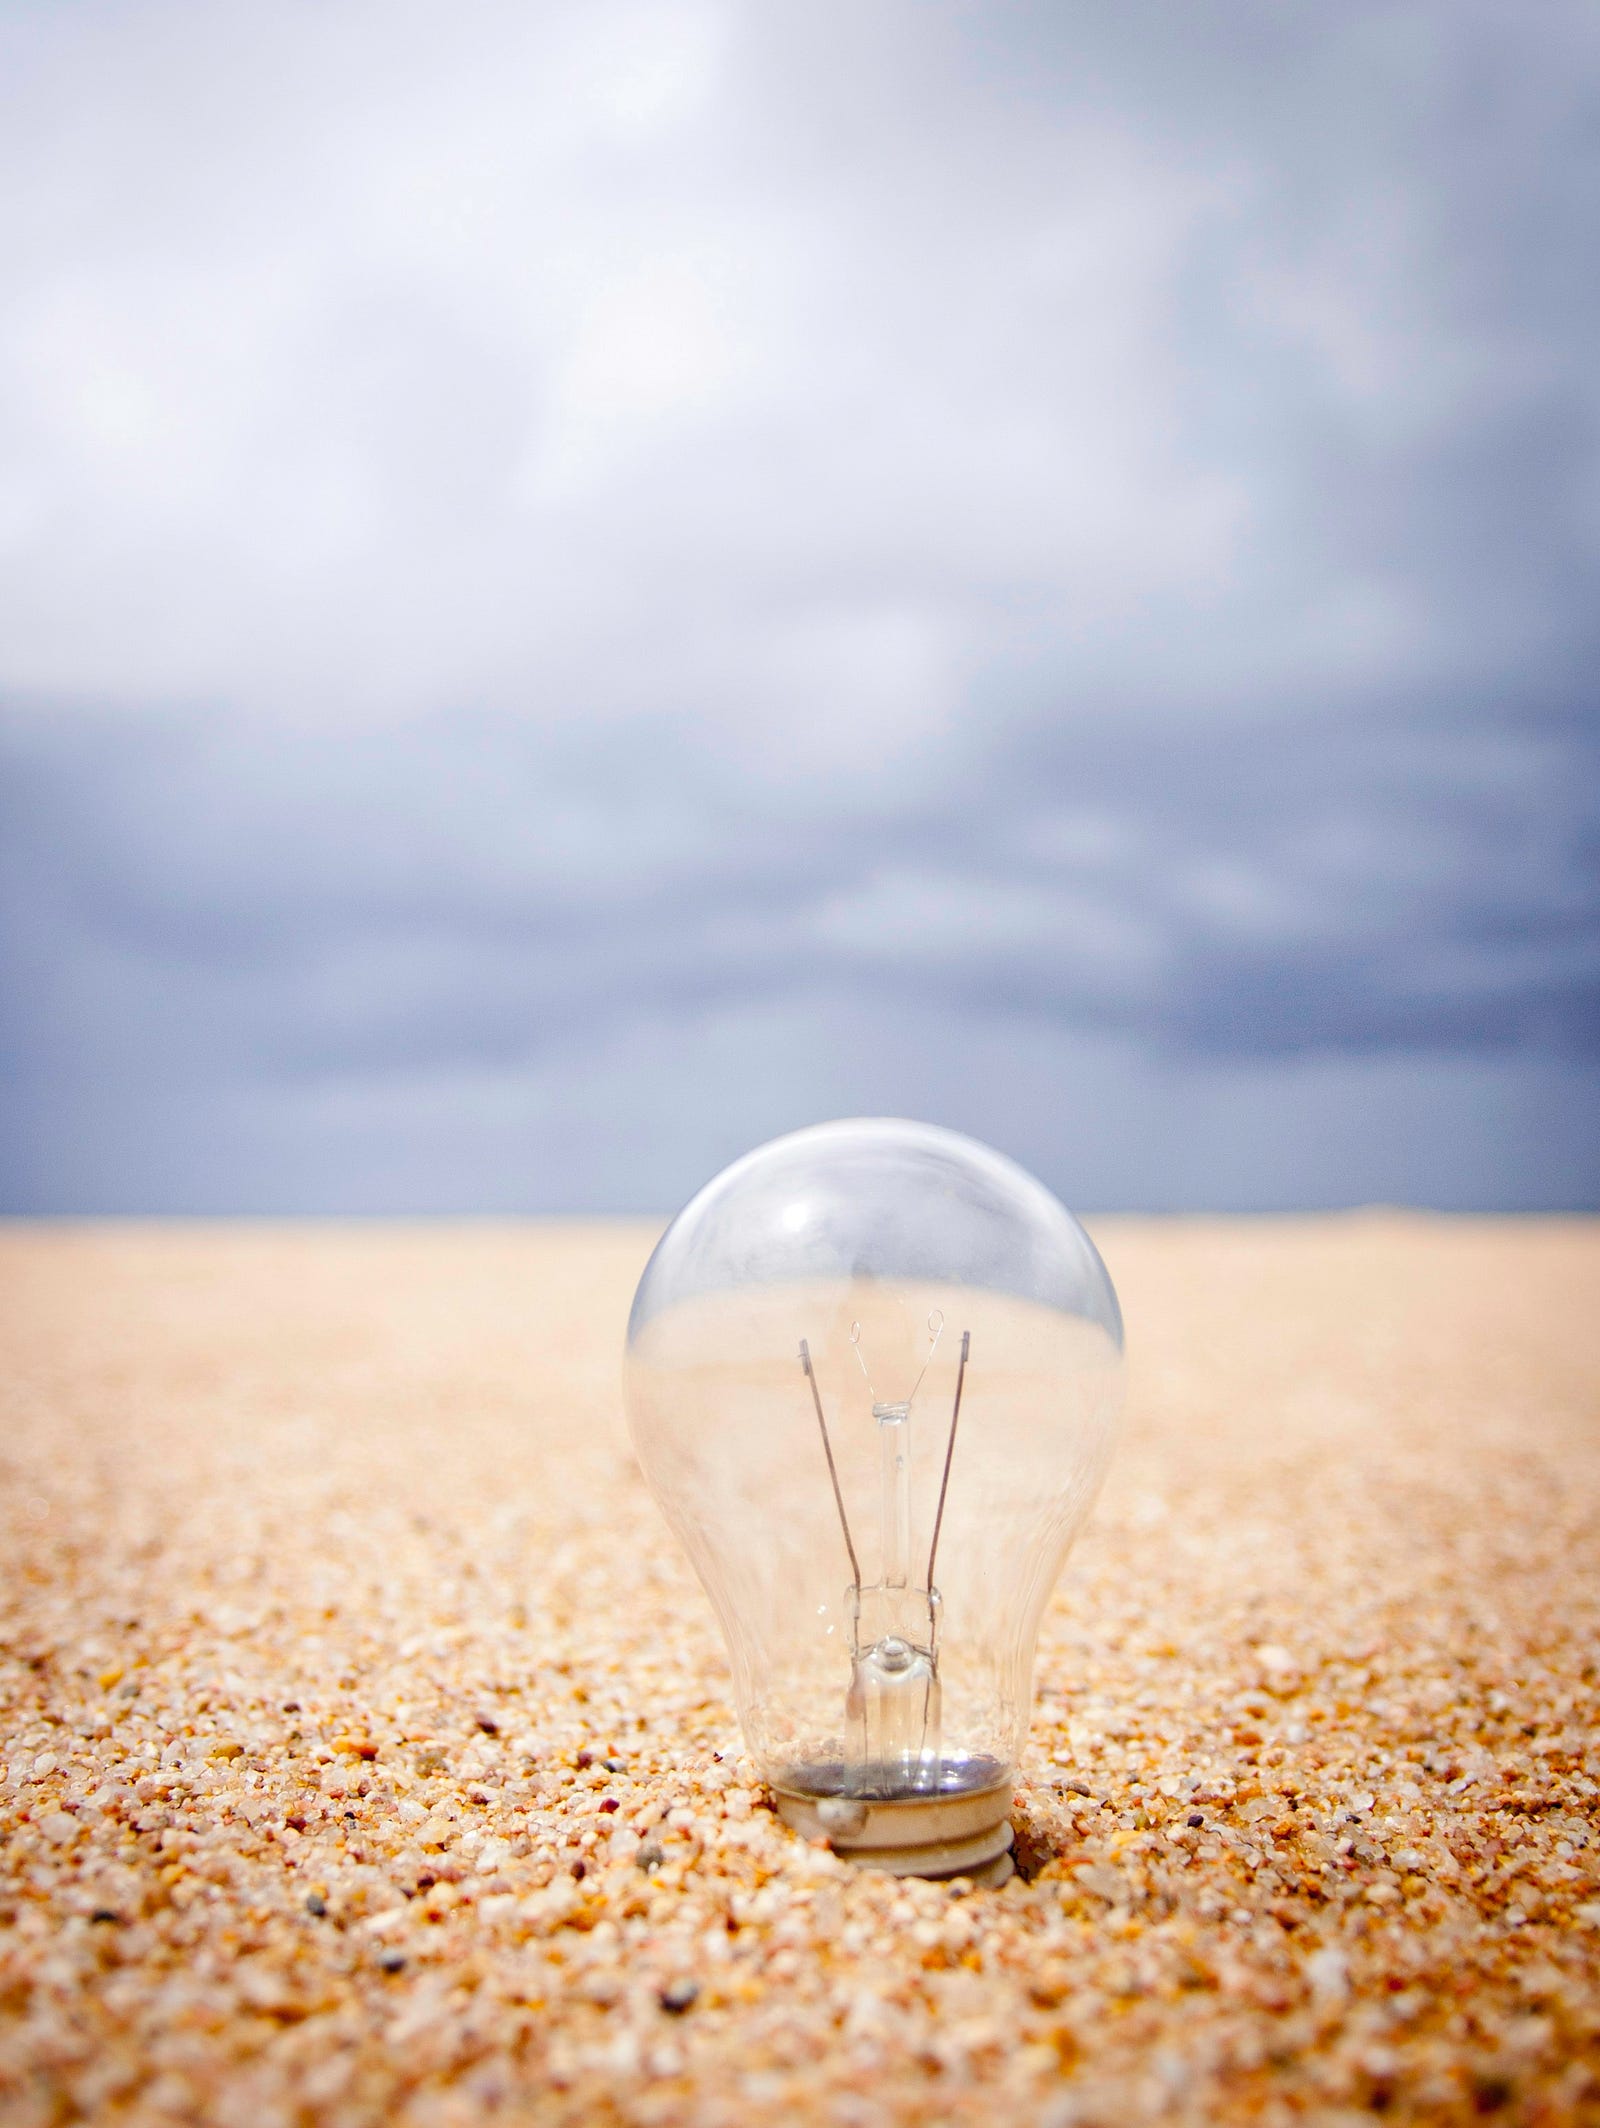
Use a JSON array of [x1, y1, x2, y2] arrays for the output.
[[1, 0, 1596, 1214]]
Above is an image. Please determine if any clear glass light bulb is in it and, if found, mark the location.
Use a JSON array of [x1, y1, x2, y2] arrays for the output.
[[624, 1118, 1124, 1882]]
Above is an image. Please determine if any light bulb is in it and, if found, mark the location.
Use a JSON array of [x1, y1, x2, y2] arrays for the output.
[[624, 1118, 1124, 1883]]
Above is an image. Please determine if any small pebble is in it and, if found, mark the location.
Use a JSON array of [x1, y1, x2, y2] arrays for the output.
[[304, 1893, 327, 1917], [377, 1951, 406, 1974], [637, 1842, 664, 1872], [659, 1977, 699, 2015]]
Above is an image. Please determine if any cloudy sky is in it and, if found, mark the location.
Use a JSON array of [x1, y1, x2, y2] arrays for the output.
[[1, 0, 1596, 1213]]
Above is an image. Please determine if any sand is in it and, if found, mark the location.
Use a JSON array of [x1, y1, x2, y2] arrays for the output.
[[1, 1216, 1597, 2125]]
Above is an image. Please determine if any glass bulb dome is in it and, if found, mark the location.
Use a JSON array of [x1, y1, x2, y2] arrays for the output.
[[624, 1118, 1123, 1881]]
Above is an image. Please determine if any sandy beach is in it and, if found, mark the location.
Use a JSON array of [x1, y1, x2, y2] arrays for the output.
[[2, 1216, 1597, 2125]]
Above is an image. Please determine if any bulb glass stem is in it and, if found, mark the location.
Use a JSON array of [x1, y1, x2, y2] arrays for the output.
[[851, 1402, 938, 1790], [848, 1581, 940, 1792], [874, 1400, 912, 1589]]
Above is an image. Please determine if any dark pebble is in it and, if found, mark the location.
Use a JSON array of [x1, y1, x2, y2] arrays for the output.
[[571, 1859, 588, 1881], [659, 1977, 699, 2014], [576, 1748, 595, 1769], [377, 1950, 406, 1974], [305, 1893, 327, 1917], [604, 1757, 626, 1772], [89, 1908, 121, 1925], [1187, 1812, 1205, 1828], [475, 1715, 499, 1736], [281, 1701, 301, 1714], [637, 1842, 664, 1872], [598, 1797, 620, 1815]]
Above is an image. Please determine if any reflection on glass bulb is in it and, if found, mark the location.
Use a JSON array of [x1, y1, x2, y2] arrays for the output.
[[625, 1118, 1124, 1882]]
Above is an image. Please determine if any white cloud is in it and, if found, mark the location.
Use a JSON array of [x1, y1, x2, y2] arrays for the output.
[[0, 0, 1286, 734]]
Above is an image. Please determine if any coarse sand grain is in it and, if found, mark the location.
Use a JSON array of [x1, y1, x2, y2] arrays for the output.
[[1, 1217, 1597, 2125]]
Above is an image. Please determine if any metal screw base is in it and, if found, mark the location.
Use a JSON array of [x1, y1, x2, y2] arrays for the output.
[[772, 1779, 1014, 1883]]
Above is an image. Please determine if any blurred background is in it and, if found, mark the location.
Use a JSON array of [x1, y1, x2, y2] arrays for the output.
[[0, 0, 1595, 1216]]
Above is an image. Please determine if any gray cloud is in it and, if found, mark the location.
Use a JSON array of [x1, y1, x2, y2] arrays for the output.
[[1, 0, 1597, 1212]]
